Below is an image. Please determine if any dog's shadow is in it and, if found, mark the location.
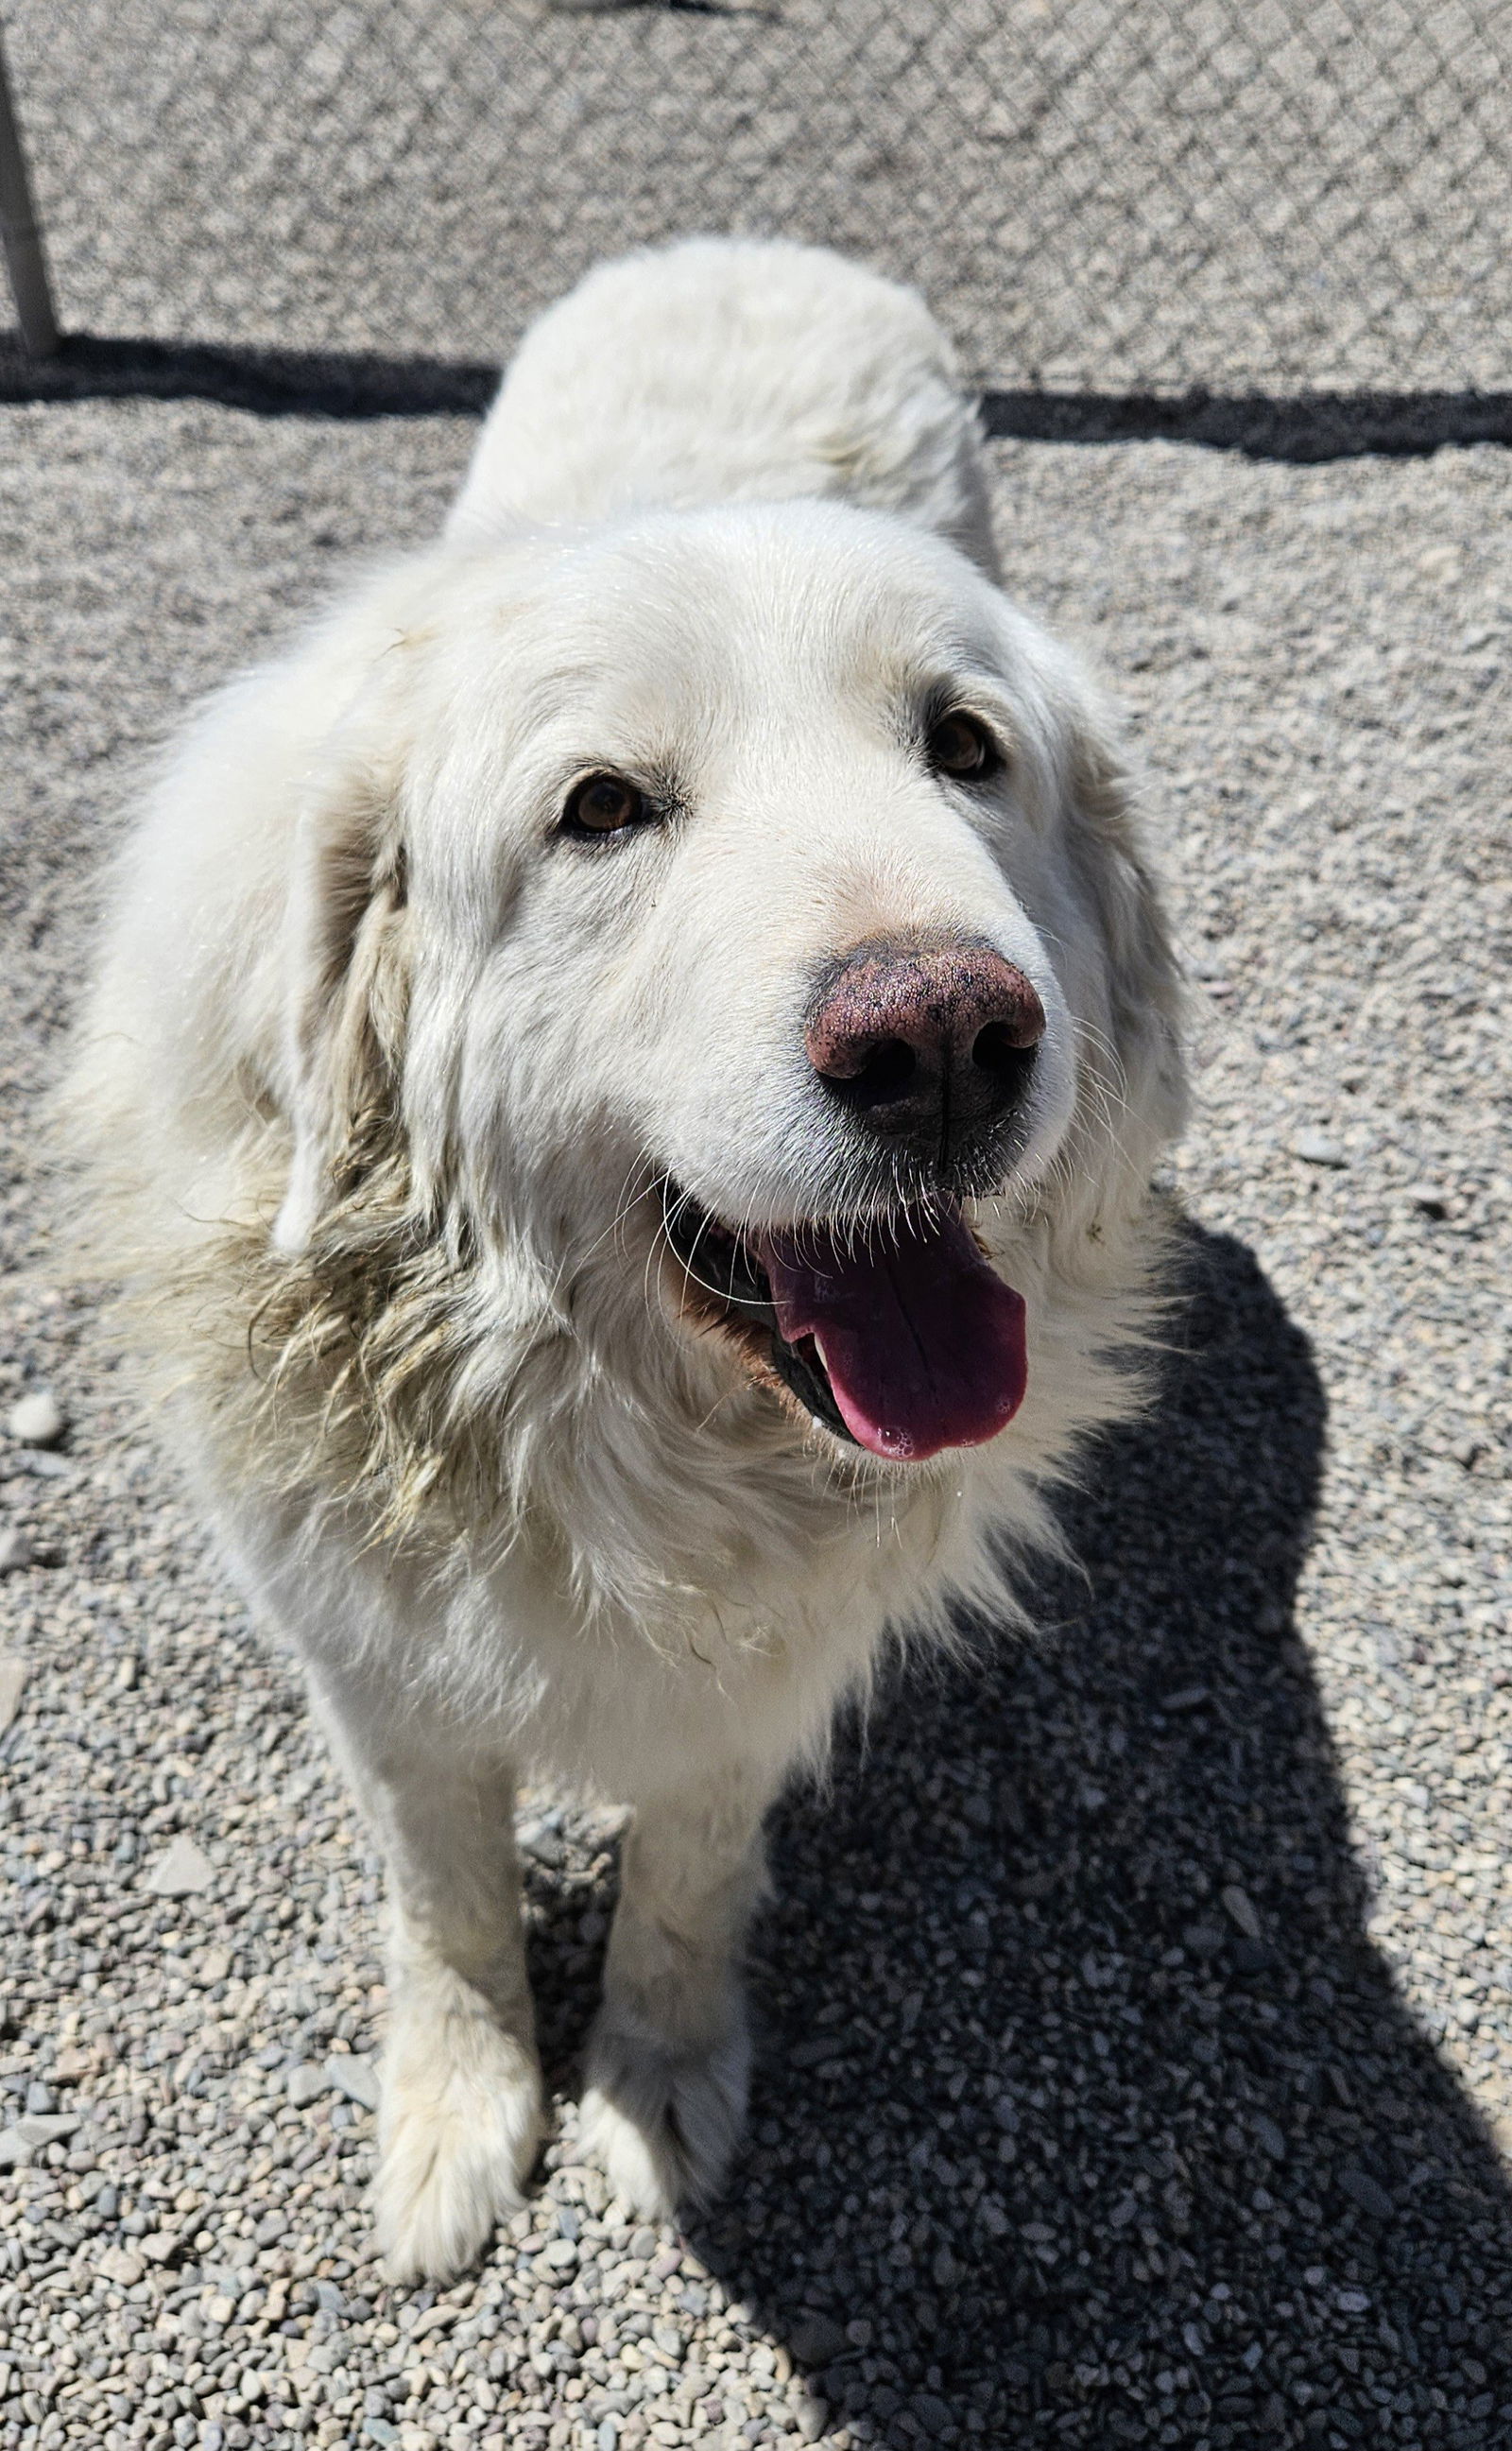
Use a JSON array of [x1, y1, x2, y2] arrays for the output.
[[622, 1218, 1512, 2445]]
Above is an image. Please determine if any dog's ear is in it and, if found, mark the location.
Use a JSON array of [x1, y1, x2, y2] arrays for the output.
[[1064, 706, 1189, 1167], [272, 734, 412, 1257]]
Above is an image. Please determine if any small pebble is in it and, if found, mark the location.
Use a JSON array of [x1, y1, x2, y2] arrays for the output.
[[1338, 2166, 1395, 2220], [1405, 1182, 1451, 1218], [144, 1834, 217, 1897], [1252, 2113, 1288, 2162], [0, 2113, 82, 2166], [0, 1528, 34, 1575], [0, 1652, 27, 1727], [5, 1387, 65, 1447], [790, 2315, 848, 2367], [1289, 1131, 1348, 1167], [325, 2051, 381, 2111], [1220, 1882, 1262, 1939]]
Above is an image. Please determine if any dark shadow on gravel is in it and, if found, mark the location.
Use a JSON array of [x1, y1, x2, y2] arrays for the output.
[[666, 1218, 1512, 2450], [4, 333, 1510, 462], [980, 389, 1512, 462], [0, 333, 503, 420]]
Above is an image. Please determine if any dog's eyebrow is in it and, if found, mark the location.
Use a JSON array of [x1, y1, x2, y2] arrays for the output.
[[894, 675, 1016, 753]]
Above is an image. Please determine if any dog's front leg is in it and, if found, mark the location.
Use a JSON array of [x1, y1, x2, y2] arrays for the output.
[[315, 1687, 546, 2282], [578, 1765, 772, 2218]]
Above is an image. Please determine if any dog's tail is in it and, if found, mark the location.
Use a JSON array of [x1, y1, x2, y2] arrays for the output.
[[446, 235, 998, 577]]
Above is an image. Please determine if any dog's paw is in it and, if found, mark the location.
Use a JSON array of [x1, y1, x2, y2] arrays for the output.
[[374, 1994, 545, 2284], [577, 2009, 749, 2219]]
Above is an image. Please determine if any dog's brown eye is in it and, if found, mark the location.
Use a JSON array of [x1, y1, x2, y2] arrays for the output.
[[927, 713, 998, 779], [562, 773, 649, 837]]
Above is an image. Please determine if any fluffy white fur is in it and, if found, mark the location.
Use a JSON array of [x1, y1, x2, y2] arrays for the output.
[[64, 238, 1186, 2281]]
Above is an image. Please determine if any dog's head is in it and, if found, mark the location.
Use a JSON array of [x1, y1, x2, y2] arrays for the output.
[[272, 503, 1183, 1472]]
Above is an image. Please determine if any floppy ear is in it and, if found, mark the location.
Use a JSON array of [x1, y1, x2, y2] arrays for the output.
[[1063, 707, 1189, 1176], [271, 738, 412, 1257]]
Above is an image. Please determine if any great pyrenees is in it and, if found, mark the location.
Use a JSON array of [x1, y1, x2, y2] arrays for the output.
[[66, 238, 1185, 2281]]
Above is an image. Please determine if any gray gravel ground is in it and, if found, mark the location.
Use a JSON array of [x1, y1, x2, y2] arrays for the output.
[[1, 397, 1510, 2451]]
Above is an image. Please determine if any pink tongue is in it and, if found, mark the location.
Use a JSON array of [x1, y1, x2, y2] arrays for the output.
[[754, 1207, 1027, 1462]]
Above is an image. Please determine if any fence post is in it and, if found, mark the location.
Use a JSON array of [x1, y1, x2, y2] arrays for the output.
[[0, 20, 59, 356]]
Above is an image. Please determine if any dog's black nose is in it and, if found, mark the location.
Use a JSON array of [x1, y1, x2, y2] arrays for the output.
[[805, 935, 1045, 1171]]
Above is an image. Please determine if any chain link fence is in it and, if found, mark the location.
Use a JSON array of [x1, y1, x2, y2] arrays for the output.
[[2, 0, 1509, 394]]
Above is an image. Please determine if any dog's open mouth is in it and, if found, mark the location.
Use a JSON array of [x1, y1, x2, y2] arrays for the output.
[[662, 1188, 1027, 1462]]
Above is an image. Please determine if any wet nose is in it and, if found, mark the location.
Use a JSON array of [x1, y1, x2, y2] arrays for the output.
[[805, 935, 1046, 1171]]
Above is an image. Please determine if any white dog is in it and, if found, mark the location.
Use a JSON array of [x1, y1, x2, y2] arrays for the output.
[[65, 238, 1186, 2282]]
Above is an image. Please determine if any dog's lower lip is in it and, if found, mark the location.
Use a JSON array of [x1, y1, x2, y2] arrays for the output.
[[662, 1192, 775, 1317], [661, 1184, 858, 1442]]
